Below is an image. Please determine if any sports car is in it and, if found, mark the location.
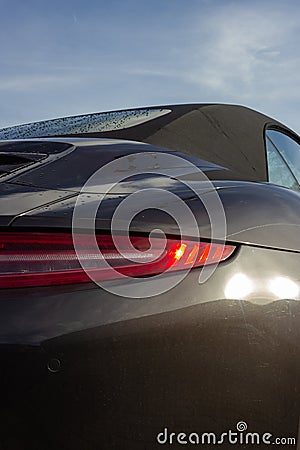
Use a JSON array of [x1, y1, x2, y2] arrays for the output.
[[0, 104, 300, 449]]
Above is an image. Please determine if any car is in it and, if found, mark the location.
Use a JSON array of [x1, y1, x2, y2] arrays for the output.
[[0, 103, 300, 449]]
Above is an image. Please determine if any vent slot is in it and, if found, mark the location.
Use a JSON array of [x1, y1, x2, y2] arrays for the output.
[[0, 152, 47, 174]]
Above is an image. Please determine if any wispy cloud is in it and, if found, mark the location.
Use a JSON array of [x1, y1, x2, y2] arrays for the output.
[[183, 4, 299, 96], [0, 74, 80, 91]]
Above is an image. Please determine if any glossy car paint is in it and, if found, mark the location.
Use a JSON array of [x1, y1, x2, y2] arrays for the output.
[[0, 105, 300, 449]]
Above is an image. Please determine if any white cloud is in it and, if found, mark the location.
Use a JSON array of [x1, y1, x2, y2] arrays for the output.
[[184, 4, 300, 102], [0, 74, 80, 91]]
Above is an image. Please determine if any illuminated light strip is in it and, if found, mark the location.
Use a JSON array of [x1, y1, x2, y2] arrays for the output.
[[185, 244, 199, 265], [198, 245, 210, 263]]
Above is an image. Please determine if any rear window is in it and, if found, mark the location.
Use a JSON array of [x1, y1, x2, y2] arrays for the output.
[[0, 109, 171, 139]]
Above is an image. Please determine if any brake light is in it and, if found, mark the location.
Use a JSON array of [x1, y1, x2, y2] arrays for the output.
[[0, 232, 235, 288]]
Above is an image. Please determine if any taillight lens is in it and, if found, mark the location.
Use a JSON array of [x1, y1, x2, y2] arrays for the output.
[[0, 232, 235, 288]]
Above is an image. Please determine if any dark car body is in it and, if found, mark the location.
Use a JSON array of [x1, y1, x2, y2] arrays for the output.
[[1, 104, 300, 449]]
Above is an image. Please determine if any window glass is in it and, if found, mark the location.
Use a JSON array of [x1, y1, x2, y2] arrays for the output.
[[0, 108, 171, 139], [266, 129, 300, 183], [265, 135, 298, 190]]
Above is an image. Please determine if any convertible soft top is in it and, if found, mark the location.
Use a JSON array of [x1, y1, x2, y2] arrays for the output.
[[77, 103, 296, 181], [0, 103, 298, 181]]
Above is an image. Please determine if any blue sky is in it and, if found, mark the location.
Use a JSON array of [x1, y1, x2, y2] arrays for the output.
[[1, 0, 300, 133]]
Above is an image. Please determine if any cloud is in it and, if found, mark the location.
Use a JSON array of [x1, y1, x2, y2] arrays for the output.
[[0, 74, 80, 91], [184, 3, 300, 100]]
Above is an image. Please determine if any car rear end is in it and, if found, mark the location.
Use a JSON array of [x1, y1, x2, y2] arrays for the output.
[[1, 139, 300, 449]]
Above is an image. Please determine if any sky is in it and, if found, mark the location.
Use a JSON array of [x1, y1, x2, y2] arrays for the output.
[[1, 0, 300, 133]]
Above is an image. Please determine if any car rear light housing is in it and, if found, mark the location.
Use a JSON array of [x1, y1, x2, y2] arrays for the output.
[[0, 232, 235, 288]]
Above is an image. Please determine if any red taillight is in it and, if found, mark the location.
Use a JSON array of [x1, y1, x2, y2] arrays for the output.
[[0, 232, 235, 288]]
